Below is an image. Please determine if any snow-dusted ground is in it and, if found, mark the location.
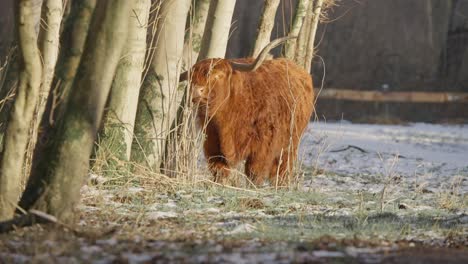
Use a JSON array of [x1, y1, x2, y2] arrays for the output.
[[300, 122, 468, 193], [2, 122, 467, 264]]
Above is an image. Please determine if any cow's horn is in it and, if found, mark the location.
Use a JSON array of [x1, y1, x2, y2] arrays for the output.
[[230, 36, 297, 72]]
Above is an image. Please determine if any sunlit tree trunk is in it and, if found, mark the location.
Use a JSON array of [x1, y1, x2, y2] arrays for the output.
[[24, 0, 63, 180], [294, 0, 313, 68], [160, 0, 236, 176], [304, 0, 324, 72], [285, 0, 310, 59], [18, 0, 130, 223], [294, 0, 325, 72], [183, 0, 210, 69], [251, 0, 280, 57], [197, 0, 236, 60], [132, 0, 191, 171], [96, 0, 151, 168], [0, 0, 43, 221], [26, 1, 96, 194]]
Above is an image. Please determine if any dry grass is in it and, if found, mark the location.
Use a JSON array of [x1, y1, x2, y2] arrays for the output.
[[437, 176, 466, 211]]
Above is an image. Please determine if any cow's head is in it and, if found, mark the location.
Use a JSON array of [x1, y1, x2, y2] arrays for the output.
[[180, 36, 297, 108], [188, 59, 232, 106]]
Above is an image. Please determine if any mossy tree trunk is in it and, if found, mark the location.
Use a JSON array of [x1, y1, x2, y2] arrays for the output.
[[51, 0, 97, 124], [27, 0, 97, 192], [285, 0, 310, 59], [95, 0, 151, 170], [17, 0, 130, 223], [251, 0, 280, 57], [183, 0, 210, 69], [132, 0, 191, 171], [0, 0, 43, 221], [24, 0, 63, 180]]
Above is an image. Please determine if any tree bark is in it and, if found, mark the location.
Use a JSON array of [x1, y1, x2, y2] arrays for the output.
[[132, 0, 191, 171], [304, 0, 324, 72], [294, 0, 314, 68], [18, 0, 130, 223], [51, 0, 97, 124], [0, 48, 19, 134], [251, 0, 280, 57], [96, 0, 151, 167], [182, 0, 210, 69], [285, 0, 310, 59], [197, 0, 237, 60], [160, 0, 236, 176], [25, 0, 96, 199], [0, 0, 43, 221], [24, 0, 63, 181]]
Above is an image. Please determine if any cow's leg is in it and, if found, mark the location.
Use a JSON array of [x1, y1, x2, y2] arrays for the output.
[[203, 124, 231, 182], [269, 148, 296, 187], [244, 152, 275, 186]]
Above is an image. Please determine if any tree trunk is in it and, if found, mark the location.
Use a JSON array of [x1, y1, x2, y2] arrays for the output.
[[96, 0, 151, 168], [31, 0, 43, 36], [18, 0, 130, 223], [304, 0, 324, 72], [285, 0, 310, 59], [197, 0, 237, 60], [294, 0, 314, 68], [0, 0, 43, 221], [51, 0, 97, 125], [183, 0, 210, 69], [24, 0, 63, 181], [0, 48, 19, 135], [25, 0, 96, 198], [251, 0, 280, 57], [132, 0, 191, 171], [160, 0, 236, 176]]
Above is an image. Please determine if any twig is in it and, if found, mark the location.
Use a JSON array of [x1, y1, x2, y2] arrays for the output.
[[330, 144, 368, 153], [0, 211, 51, 233]]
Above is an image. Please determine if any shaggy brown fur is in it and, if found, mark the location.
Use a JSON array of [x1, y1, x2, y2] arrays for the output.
[[189, 58, 315, 186]]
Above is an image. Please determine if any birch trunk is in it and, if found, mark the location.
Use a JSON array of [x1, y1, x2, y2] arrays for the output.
[[18, 0, 130, 223], [285, 0, 310, 59], [294, 0, 314, 68], [97, 0, 151, 165], [24, 0, 96, 200], [24, 0, 63, 180], [32, 0, 44, 35], [0, 0, 43, 221], [183, 0, 210, 69], [160, 0, 236, 176], [132, 0, 191, 171], [197, 0, 237, 60], [52, 0, 96, 124], [37, 0, 62, 118], [304, 0, 324, 72], [251, 0, 280, 57]]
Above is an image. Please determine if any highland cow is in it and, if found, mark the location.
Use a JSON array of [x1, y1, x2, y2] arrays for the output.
[[184, 37, 315, 186]]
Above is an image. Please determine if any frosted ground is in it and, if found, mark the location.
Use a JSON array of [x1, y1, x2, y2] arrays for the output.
[[1, 122, 467, 263], [301, 121, 468, 194]]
